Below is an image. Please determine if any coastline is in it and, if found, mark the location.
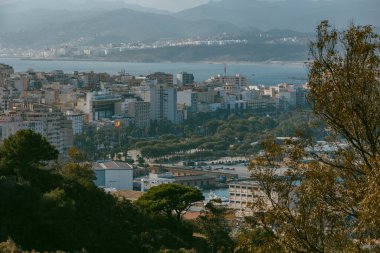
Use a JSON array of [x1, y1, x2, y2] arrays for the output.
[[0, 56, 306, 67]]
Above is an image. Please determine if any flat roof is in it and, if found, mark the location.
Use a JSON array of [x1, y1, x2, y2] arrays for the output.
[[174, 174, 215, 182], [93, 160, 133, 170]]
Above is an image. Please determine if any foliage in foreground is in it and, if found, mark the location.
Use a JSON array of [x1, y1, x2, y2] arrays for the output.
[[0, 130, 199, 252], [247, 21, 380, 252], [135, 183, 204, 221]]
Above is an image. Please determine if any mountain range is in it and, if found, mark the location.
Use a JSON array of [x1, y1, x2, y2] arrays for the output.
[[0, 0, 378, 62]]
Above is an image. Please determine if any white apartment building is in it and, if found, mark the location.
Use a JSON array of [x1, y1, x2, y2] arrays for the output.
[[66, 110, 84, 134], [128, 101, 150, 129], [0, 120, 44, 142], [177, 90, 198, 113], [150, 85, 177, 123], [206, 74, 249, 87], [76, 91, 122, 122], [0, 104, 73, 154], [229, 180, 276, 216]]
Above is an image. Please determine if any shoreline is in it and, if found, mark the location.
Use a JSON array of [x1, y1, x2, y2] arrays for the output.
[[0, 56, 307, 66]]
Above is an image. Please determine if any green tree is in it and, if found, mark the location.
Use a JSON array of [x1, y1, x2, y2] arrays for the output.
[[0, 130, 58, 171], [0, 130, 59, 190], [196, 199, 234, 253], [246, 21, 380, 252], [136, 184, 204, 221], [68, 147, 86, 162]]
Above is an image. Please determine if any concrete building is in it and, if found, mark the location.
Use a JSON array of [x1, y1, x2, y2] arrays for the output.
[[122, 98, 137, 116], [206, 74, 249, 87], [142, 172, 216, 191], [150, 85, 177, 123], [0, 64, 14, 86], [176, 72, 194, 86], [0, 116, 44, 143], [77, 91, 122, 122], [295, 86, 309, 108], [245, 96, 277, 115], [0, 104, 72, 154], [229, 180, 276, 216], [223, 99, 247, 111], [0, 87, 10, 111], [147, 72, 174, 85], [93, 160, 133, 190], [23, 104, 72, 154], [132, 83, 152, 102], [128, 101, 151, 129], [177, 90, 198, 113], [174, 174, 216, 188], [66, 110, 85, 134], [224, 83, 241, 95]]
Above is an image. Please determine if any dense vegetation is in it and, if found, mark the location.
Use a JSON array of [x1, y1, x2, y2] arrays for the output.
[[246, 21, 380, 252], [0, 130, 204, 252], [2, 21, 378, 253], [75, 109, 323, 162]]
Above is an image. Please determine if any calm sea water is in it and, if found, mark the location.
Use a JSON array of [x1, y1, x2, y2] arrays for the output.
[[0, 58, 308, 85]]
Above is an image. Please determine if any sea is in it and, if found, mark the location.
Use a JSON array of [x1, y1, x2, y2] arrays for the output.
[[0, 58, 308, 85]]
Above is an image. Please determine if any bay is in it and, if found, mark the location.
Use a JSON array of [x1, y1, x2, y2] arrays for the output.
[[0, 58, 308, 85]]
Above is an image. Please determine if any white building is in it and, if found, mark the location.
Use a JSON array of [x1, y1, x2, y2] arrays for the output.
[[206, 74, 249, 87], [76, 91, 122, 122], [128, 101, 150, 129], [0, 104, 72, 154], [93, 161, 133, 190], [0, 119, 44, 143], [229, 180, 276, 216], [66, 110, 84, 134], [177, 90, 198, 113], [150, 85, 177, 123]]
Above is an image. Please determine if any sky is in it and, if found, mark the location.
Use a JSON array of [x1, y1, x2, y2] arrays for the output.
[[0, 0, 213, 12], [120, 0, 211, 12]]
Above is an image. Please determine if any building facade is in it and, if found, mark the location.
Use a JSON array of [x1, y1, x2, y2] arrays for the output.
[[93, 160, 133, 190], [150, 85, 177, 123], [128, 101, 151, 129]]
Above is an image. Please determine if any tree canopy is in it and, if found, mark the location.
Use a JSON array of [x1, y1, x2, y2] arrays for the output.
[[247, 21, 380, 252], [0, 131, 202, 252], [136, 184, 204, 221]]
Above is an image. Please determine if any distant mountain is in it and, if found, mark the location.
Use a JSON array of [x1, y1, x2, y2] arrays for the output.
[[175, 0, 380, 32], [3, 0, 369, 62], [0, 0, 170, 14], [0, 8, 242, 48]]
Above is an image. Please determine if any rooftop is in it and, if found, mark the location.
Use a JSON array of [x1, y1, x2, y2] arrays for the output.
[[174, 174, 215, 182], [93, 160, 133, 170]]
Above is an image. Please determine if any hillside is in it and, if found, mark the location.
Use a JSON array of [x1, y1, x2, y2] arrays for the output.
[[0, 8, 241, 48], [176, 0, 380, 32]]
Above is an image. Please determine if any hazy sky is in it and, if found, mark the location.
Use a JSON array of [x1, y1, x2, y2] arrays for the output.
[[122, 0, 210, 11]]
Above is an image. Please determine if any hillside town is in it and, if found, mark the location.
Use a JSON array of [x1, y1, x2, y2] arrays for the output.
[[0, 62, 309, 153], [0, 62, 310, 213]]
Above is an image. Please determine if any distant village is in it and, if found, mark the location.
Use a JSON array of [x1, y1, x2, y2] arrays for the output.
[[0, 38, 249, 59]]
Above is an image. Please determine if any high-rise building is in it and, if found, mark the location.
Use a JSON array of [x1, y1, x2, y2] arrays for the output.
[[0, 104, 72, 154], [177, 90, 198, 113], [206, 74, 249, 87], [147, 72, 174, 85], [66, 110, 85, 134], [0, 64, 14, 86], [77, 91, 122, 122], [176, 72, 194, 86], [150, 85, 177, 123], [128, 101, 151, 129]]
